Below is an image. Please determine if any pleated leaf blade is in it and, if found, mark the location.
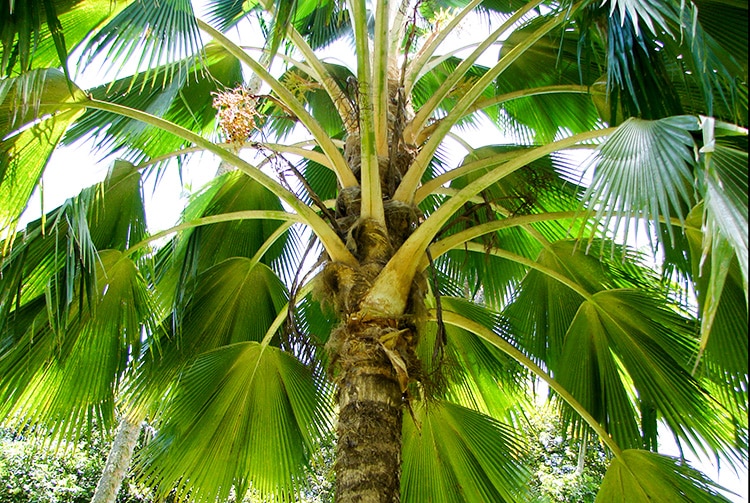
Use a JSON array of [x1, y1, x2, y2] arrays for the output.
[[596, 449, 731, 502], [402, 400, 531, 503], [137, 342, 330, 503]]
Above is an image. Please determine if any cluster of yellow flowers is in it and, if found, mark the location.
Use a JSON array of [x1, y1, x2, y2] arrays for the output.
[[212, 86, 260, 144]]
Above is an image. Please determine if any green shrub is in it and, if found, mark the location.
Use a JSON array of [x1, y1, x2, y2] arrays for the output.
[[0, 429, 148, 503], [524, 406, 609, 503]]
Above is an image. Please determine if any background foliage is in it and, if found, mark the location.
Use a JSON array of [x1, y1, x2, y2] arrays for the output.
[[0, 428, 147, 503]]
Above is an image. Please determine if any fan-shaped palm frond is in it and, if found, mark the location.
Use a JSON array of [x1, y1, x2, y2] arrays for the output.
[[402, 400, 531, 503], [685, 203, 748, 420], [78, 0, 202, 85], [0, 249, 154, 442], [422, 296, 528, 420], [503, 239, 657, 365], [596, 449, 732, 502], [125, 173, 300, 414], [701, 138, 749, 295], [0, 68, 86, 234], [137, 342, 330, 503], [0, 0, 116, 78], [580, 115, 699, 247], [558, 288, 741, 463], [64, 42, 243, 165], [0, 160, 150, 442], [495, 16, 604, 143]]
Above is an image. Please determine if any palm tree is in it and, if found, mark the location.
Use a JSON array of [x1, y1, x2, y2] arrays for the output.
[[0, 0, 747, 502]]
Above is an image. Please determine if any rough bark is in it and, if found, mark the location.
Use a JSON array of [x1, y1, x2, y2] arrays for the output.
[[334, 322, 404, 503], [90, 416, 142, 503], [324, 73, 421, 502], [322, 216, 423, 502]]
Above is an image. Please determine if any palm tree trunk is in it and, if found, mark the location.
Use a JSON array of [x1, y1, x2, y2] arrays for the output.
[[90, 415, 141, 503], [334, 323, 403, 503], [324, 166, 418, 501]]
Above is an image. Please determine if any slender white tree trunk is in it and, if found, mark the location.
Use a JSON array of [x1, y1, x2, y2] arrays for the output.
[[90, 416, 142, 503]]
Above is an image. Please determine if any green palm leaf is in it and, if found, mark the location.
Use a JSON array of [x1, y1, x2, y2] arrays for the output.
[[0, 160, 145, 323], [431, 147, 585, 308], [578, 2, 684, 122], [88, 160, 148, 250], [137, 342, 330, 503], [154, 171, 297, 304], [496, 18, 603, 143], [290, 0, 351, 50], [449, 146, 585, 219], [128, 193, 299, 412], [64, 42, 242, 164], [0, 0, 116, 78], [271, 62, 352, 138], [596, 449, 732, 502], [0, 249, 154, 441], [702, 140, 749, 295], [558, 288, 741, 463], [668, 3, 748, 123], [402, 400, 531, 503], [0, 160, 149, 442], [0, 68, 86, 234], [133, 257, 290, 414], [606, 0, 673, 36], [291, 290, 336, 350], [693, 0, 748, 78], [176, 258, 288, 347], [204, 0, 351, 50], [436, 242, 533, 309], [422, 296, 527, 420], [129, 173, 297, 413], [412, 56, 497, 133], [503, 239, 657, 370], [580, 115, 699, 246], [203, 0, 261, 31], [685, 203, 748, 419], [78, 0, 202, 83], [0, 107, 81, 234]]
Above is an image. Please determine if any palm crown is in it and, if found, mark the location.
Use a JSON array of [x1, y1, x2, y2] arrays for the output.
[[0, 0, 747, 502]]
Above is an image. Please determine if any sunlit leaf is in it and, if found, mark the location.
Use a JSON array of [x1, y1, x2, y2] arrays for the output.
[[137, 342, 330, 503], [130, 256, 289, 416], [402, 400, 531, 503], [702, 142, 749, 296], [581, 116, 699, 246], [64, 42, 243, 163], [558, 289, 741, 464], [0, 69, 87, 235], [0, 250, 154, 441], [418, 296, 526, 419], [497, 18, 603, 143], [0, 0, 116, 77], [503, 239, 658, 371], [596, 449, 731, 502], [78, 0, 202, 84], [685, 203, 748, 420]]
